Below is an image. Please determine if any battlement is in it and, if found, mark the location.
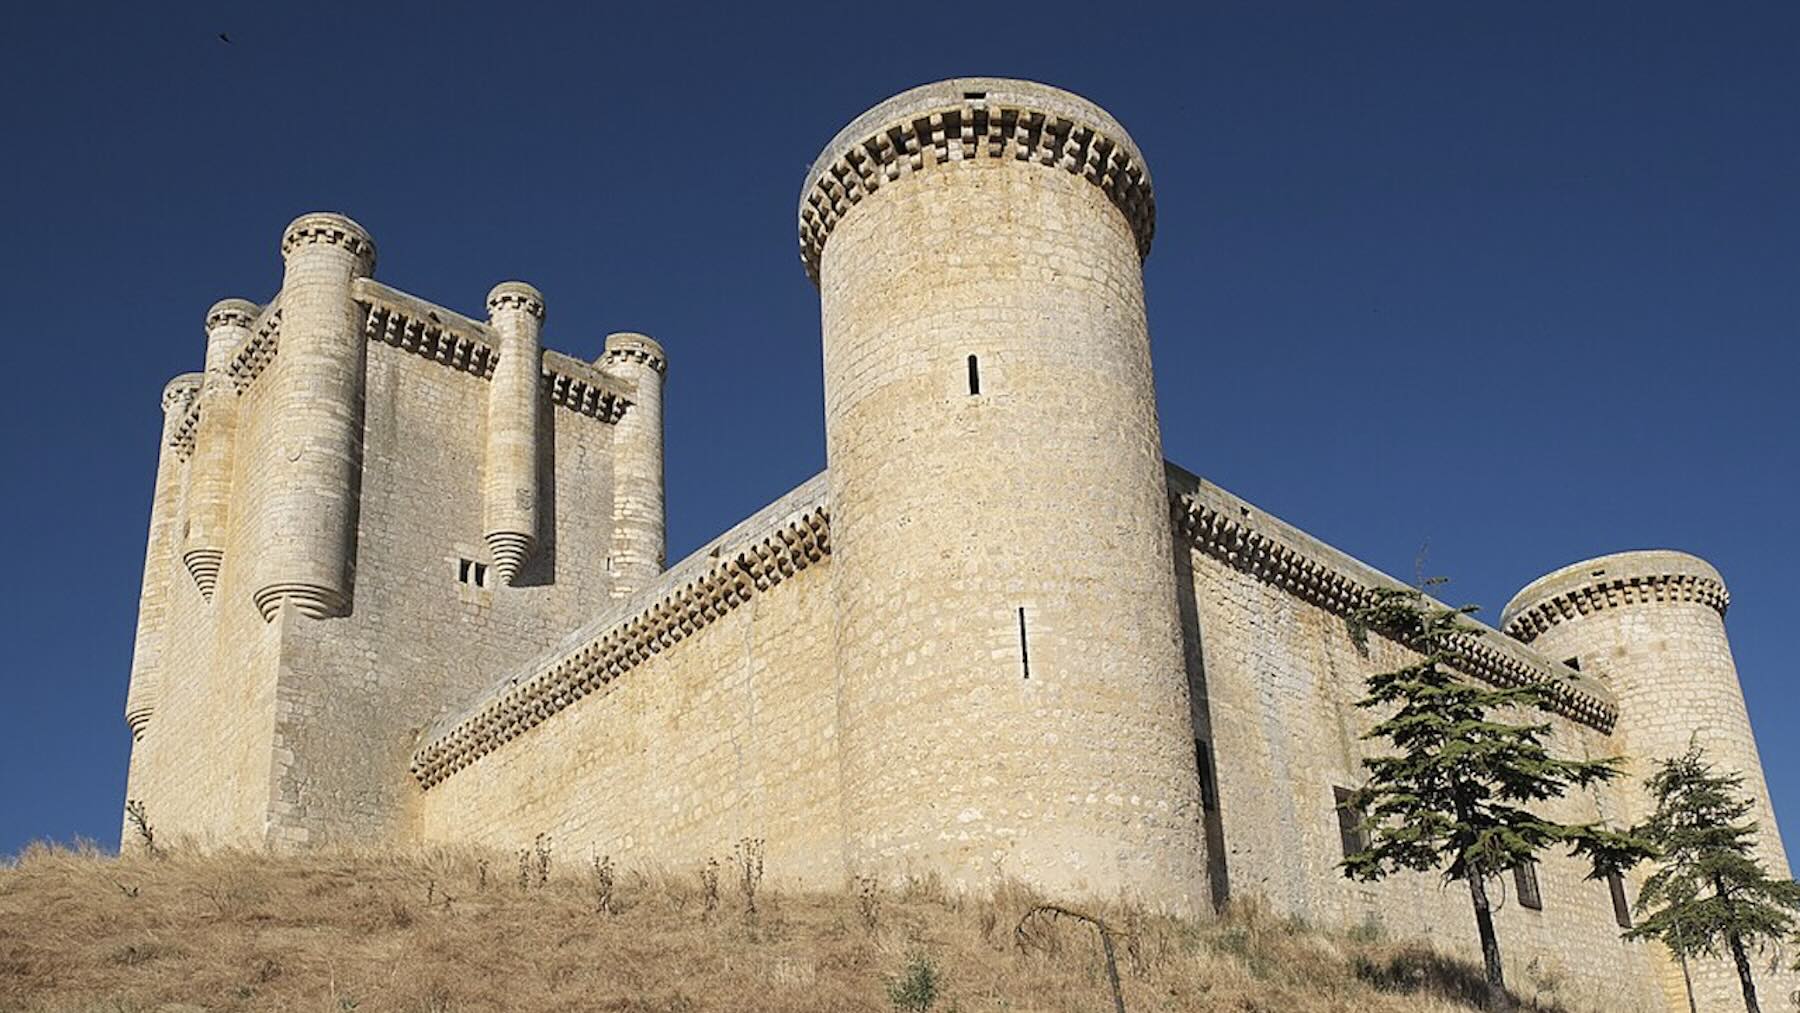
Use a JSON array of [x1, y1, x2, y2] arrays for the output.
[[485, 281, 545, 322], [798, 77, 1155, 283], [205, 299, 260, 334], [280, 212, 375, 271], [410, 473, 830, 788], [1501, 550, 1730, 643], [1167, 464, 1620, 732], [601, 331, 667, 375]]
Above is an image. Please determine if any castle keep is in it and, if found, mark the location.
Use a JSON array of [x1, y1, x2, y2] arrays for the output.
[[123, 79, 1788, 1010]]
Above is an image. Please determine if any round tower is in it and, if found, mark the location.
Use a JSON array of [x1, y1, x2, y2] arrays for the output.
[[182, 298, 258, 600], [127, 372, 203, 739], [483, 281, 545, 586], [252, 213, 375, 621], [600, 331, 666, 598], [1504, 551, 1790, 1007], [801, 78, 1204, 909], [1502, 552, 1784, 863]]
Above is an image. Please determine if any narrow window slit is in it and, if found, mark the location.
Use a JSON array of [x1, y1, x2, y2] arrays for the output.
[[967, 354, 981, 395], [1017, 607, 1030, 679]]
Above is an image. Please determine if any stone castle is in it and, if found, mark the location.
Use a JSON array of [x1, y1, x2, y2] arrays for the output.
[[122, 78, 1788, 1010]]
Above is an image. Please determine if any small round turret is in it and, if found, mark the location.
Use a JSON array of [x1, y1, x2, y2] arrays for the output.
[[483, 281, 546, 586], [182, 299, 260, 599], [601, 331, 667, 597], [252, 212, 374, 621]]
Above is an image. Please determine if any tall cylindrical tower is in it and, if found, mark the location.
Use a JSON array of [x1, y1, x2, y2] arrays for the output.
[[600, 331, 666, 598], [801, 78, 1205, 909], [182, 298, 258, 600], [482, 281, 545, 586], [126, 373, 202, 740], [1503, 551, 1791, 1009], [252, 213, 375, 621]]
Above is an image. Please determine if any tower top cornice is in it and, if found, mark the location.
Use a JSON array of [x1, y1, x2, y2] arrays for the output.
[[798, 77, 1155, 284], [486, 281, 546, 322], [280, 212, 376, 271], [205, 298, 261, 333], [1502, 549, 1728, 643]]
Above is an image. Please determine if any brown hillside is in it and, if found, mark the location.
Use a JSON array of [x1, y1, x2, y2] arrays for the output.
[[1, 844, 1594, 1012]]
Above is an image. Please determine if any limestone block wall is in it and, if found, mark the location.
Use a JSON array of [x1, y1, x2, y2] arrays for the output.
[[1171, 469, 1664, 1011], [410, 477, 840, 886], [807, 78, 1205, 912], [267, 333, 622, 846]]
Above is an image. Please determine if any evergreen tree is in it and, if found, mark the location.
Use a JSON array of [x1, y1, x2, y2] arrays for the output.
[[1626, 743, 1800, 1013], [1341, 584, 1652, 1010]]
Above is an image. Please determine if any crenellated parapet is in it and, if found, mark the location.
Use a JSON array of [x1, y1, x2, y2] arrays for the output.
[[1501, 551, 1729, 643], [280, 213, 376, 271], [410, 478, 830, 788], [799, 77, 1156, 283]]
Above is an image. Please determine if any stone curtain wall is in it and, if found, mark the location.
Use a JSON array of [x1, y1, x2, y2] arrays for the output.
[[1173, 472, 1664, 1010], [409, 535, 842, 886]]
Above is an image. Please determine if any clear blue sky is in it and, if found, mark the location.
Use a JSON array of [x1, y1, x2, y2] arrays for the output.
[[1, 2, 1794, 856]]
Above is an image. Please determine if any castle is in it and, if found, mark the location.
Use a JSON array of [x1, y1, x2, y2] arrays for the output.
[[122, 78, 1789, 1011]]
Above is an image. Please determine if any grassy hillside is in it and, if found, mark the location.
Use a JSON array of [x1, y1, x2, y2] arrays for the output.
[[0, 844, 1598, 1012]]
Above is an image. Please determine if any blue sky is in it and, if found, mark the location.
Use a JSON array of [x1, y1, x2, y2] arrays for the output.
[[1, 2, 1794, 856]]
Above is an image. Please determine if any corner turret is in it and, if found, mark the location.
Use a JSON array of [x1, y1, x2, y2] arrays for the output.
[[483, 281, 545, 586], [251, 212, 374, 620], [599, 331, 666, 597], [126, 373, 203, 739], [181, 298, 259, 599]]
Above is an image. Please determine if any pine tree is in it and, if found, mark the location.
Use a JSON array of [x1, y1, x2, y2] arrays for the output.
[[1341, 584, 1652, 1010], [1625, 743, 1800, 1013]]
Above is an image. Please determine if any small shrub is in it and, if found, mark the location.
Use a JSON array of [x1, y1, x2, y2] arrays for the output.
[[592, 854, 616, 915], [533, 833, 552, 887], [124, 799, 157, 856], [855, 875, 880, 932], [887, 951, 941, 1011], [733, 838, 765, 916], [699, 857, 721, 919]]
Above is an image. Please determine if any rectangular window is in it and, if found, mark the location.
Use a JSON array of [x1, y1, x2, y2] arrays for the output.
[[457, 558, 490, 589], [1513, 862, 1543, 910], [968, 355, 981, 395], [1608, 871, 1632, 928], [1333, 786, 1369, 858], [1194, 739, 1218, 812]]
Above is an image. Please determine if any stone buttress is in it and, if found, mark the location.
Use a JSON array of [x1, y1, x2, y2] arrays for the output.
[[482, 282, 544, 585], [181, 299, 258, 599], [802, 78, 1207, 911], [599, 331, 667, 596], [251, 213, 375, 621]]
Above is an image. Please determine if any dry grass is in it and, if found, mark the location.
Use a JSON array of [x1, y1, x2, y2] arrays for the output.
[[0, 843, 1590, 1012]]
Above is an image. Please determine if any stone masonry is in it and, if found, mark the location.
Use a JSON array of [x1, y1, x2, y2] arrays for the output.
[[122, 78, 1790, 1012]]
